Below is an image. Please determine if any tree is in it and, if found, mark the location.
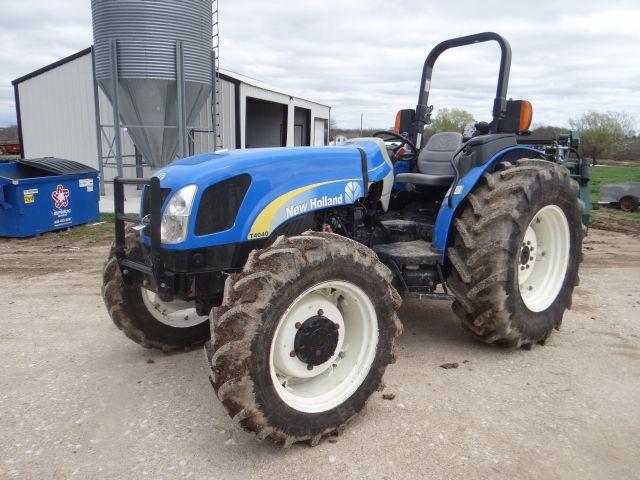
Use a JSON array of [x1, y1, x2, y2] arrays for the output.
[[421, 108, 475, 146], [430, 108, 475, 134], [0, 125, 19, 142], [530, 124, 569, 140], [611, 112, 637, 138], [569, 112, 625, 165]]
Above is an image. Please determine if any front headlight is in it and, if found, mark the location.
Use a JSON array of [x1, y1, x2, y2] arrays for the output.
[[161, 184, 198, 244]]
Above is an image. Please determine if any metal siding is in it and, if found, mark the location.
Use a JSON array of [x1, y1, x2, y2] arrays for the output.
[[190, 78, 235, 153], [19, 54, 99, 168], [92, 0, 212, 84], [222, 80, 236, 151]]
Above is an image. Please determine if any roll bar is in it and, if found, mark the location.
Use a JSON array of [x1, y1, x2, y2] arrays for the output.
[[414, 32, 512, 144]]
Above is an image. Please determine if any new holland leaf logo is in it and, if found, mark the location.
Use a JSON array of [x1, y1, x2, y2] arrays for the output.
[[52, 184, 70, 209], [344, 181, 361, 203]]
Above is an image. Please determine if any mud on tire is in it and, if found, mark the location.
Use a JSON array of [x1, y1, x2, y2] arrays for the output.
[[446, 159, 583, 348], [102, 227, 210, 351], [207, 231, 402, 446]]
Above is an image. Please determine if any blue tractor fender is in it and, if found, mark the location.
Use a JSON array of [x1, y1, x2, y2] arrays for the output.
[[432, 146, 543, 263], [149, 141, 392, 250]]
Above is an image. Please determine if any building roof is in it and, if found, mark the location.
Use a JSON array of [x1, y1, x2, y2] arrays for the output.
[[12, 48, 330, 109]]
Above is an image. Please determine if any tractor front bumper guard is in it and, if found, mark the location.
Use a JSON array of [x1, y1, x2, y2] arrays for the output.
[[113, 176, 175, 301]]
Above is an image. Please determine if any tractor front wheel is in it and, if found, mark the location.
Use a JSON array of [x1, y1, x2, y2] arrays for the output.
[[446, 159, 583, 348], [102, 228, 210, 351], [206, 231, 402, 446]]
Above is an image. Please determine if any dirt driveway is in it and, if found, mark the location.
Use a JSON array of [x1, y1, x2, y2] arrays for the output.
[[1, 228, 639, 479]]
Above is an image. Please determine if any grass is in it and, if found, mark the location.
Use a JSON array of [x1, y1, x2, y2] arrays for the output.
[[589, 164, 640, 221], [59, 213, 115, 244], [587, 163, 640, 233], [589, 164, 640, 202]]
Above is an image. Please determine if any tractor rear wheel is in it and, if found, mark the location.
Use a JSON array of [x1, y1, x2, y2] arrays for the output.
[[102, 228, 210, 351], [206, 231, 402, 446], [446, 159, 583, 348]]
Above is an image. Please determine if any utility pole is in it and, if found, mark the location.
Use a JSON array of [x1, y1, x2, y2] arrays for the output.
[[360, 113, 363, 137]]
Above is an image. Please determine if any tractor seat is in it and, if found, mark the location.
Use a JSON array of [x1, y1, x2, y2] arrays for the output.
[[395, 132, 463, 187]]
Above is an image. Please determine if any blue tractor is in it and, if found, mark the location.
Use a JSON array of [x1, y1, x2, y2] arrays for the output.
[[103, 33, 584, 446]]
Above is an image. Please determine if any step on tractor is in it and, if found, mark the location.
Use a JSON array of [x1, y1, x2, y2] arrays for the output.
[[102, 32, 587, 446]]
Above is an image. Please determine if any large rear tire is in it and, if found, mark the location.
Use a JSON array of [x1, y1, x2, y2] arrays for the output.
[[102, 228, 210, 351], [206, 231, 402, 446], [446, 159, 583, 348]]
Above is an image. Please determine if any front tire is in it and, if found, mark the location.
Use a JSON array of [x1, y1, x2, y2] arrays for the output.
[[207, 231, 402, 446], [102, 228, 210, 351], [446, 159, 583, 348]]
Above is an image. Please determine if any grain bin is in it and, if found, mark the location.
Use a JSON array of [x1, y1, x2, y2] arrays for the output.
[[92, 0, 213, 168]]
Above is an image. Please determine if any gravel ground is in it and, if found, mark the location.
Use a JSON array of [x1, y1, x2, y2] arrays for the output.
[[1, 228, 639, 479]]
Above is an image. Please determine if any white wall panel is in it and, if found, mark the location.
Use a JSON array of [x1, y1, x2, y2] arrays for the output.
[[18, 54, 99, 169], [190, 78, 235, 153]]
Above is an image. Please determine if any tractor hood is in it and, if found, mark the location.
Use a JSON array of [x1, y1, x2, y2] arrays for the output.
[[150, 140, 393, 249]]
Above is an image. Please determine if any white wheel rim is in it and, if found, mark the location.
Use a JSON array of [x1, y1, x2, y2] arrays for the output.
[[518, 205, 571, 313], [269, 280, 378, 413], [140, 288, 208, 328]]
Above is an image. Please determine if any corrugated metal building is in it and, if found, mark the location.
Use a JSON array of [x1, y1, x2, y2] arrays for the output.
[[12, 47, 331, 189]]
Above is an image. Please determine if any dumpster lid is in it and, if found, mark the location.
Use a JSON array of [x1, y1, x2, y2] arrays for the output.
[[17, 157, 98, 175]]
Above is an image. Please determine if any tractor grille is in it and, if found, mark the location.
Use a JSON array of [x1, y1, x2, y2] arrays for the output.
[[195, 174, 251, 236]]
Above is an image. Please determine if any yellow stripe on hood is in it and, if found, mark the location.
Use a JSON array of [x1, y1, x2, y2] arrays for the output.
[[248, 180, 346, 238]]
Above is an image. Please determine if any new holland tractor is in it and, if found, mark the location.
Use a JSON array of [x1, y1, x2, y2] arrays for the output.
[[102, 32, 585, 446]]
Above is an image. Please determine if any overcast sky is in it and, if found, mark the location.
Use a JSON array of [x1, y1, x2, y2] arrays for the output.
[[1, 0, 639, 129]]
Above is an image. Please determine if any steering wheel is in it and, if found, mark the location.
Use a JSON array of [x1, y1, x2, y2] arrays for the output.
[[373, 131, 418, 164]]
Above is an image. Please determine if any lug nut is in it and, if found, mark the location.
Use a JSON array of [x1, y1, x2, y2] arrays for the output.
[[290, 350, 296, 357], [526, 241, 531, 246], [526, 265, 530, 269], [334, 323, 340, 330], [295, 322, 302, 329], [307, 364, 314, 371], [317, 309, 324, 316], [520, 266, 525, 271]]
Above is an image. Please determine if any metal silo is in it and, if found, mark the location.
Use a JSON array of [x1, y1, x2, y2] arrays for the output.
[[92, 0, 213, 170]]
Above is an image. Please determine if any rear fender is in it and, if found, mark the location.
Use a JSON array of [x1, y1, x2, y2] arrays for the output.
[[432, 146, 542, 263]]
